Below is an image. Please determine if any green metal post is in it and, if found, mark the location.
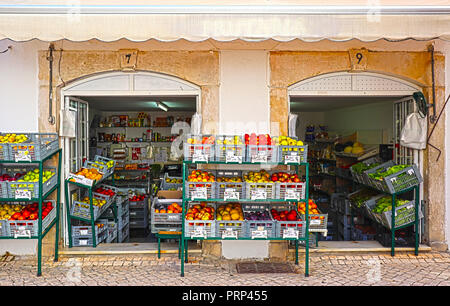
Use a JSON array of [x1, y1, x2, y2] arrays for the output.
[[158, 236, 161, 259], [415, 186, 420, 256], [54, 150, 62, 262], [184, 238, 188, 263], [89, 187, 97, 247], [295, 240, 298, 265], [305, 163, 309, 277], [65, 180, 73, 248], [37, 161, 43, 276], [391, 193, 396, 257], [180, 161, 186, 277], [315, 232, 319, 247]]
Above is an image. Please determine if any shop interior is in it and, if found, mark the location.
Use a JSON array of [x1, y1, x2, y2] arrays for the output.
[[66, 92, 422, 249]]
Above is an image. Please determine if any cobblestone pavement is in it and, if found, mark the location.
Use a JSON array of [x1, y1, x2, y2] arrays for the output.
[[0, 252, 449, 286]]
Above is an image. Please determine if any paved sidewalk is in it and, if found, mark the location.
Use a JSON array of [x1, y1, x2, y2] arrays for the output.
[[0, 252, 448, 286]]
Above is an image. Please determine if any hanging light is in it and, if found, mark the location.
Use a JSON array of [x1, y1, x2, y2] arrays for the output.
[[156, 101, 169, 112]]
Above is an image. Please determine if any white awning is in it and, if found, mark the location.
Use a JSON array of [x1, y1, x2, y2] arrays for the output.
[[1, 3, 450, 42]]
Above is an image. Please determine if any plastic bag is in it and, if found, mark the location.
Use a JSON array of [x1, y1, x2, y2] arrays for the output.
[[59, 109, 76, 138], [190, 113, 202, 135], [288, 113, 298, 138], [400, 112, 427, 150]]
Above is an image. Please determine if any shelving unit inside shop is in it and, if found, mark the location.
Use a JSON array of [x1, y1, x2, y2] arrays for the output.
[[0, 133, 61, 277], [64, 156, 119, 248], [180, 155, 312, 277]]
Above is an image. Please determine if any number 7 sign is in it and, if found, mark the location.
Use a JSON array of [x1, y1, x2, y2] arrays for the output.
[[119, 49, 138, 70]]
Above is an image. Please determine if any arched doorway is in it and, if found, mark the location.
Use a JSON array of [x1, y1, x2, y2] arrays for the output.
[[287, 71, 425, 243], [60, 71, 201, 246]]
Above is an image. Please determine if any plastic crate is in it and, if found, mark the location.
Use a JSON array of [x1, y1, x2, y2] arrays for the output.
[[364, 197, 386, 224], [275, 182, 306, 200], [118, 222, 129, 243], [0, 141, 10, 160], [242, 204, 276, 238], [94, 155, 116, 176], [0, 165, 29, 198], [378, 200, 423, 230], [366, 162, 423, 194], [151, 198, 182, 223], [245, 145, 278, 163], [352, 227, 376, 241], [183, 135, 215, 162], [71, 193, 113, 221], [216, 170, 245, 200], [215, 135, 246, 163], [151, 223, 181, 234], [72, 221, 108, 247], [8, 167, 57, 199], [106, 220, 118, 243], [0, 220, 7, 237], [185, 181, 216, 200], [244, 182, 275, 200], [349, 156, 383, 185], [128, 196, 148, 209], [160, 173, 183, 191], [270, 204, 307, 239], [129, 218, 149, 229], [7, 201, 57, 238], [277, 144, 308, 164], [100, 198, 129, 219], [216, 220, 246, 239], [8, 133, 59, 162], [93, 184, 118, 203], [184, 219, 216, 238]]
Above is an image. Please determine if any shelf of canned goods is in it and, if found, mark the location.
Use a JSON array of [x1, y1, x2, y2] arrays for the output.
[[0, 132, 61, 276]]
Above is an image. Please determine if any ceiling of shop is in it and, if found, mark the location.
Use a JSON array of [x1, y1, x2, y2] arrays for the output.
[[290, 96, 407, 112], [77, 95, 197, 111]]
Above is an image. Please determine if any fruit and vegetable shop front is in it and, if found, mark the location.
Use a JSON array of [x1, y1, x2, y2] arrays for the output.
[[0, 4, 449, 273]]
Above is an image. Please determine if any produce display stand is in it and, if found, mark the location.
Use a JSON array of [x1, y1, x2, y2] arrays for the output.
[[0, 148, 62, 276], [351, 167, 422, 257], [180, 160, 310, 277], [64, 162, 118, 248]]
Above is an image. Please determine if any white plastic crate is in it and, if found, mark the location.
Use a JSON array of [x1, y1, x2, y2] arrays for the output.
[[8, 133, 59, 162], [275, 182, 306, 200], [8, 167, 57, 199], [185, 181, 216, 200], [151, 198, 182, 223], [70, 193, 113, 221]]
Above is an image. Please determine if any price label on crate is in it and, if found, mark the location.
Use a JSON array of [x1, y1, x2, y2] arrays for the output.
[[80, 229, 89, 236], [252, 151, 267, 163], [192, 150, 208, 163], [284, 189, 300, 200], [285, 153, 300, 164], [310, 219, 321, 226], [251, 229, 267, 239], [226, 151, 242, 163], [13, 227, 31, 239], [14, 149, 31, 162], [167, 214, 179, 221], [191, 187, 207, 200], [251, 189, 267, 200], [224, 188, 240, 201], [191, 227, 207, 239], [15, 189, 31, 200], [283, 228, 299, 239], [222, 228, 238, 239], [79, 239, 88, 246]]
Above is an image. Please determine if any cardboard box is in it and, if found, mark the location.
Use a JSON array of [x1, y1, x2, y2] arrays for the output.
[[157, 190, 183, 199]]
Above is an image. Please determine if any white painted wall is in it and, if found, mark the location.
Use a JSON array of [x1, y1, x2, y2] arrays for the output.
[[219, 50, 270, 135]]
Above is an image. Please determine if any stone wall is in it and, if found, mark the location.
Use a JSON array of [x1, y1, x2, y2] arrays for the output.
[[269, 50, 447, 250]]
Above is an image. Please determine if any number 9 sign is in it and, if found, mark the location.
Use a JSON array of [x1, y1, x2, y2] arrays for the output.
[[349, 48, 368, 71]]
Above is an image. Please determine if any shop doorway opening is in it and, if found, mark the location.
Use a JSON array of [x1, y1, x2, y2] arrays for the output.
[[288, 72, 425, 248], [60, 71, 201, 248]]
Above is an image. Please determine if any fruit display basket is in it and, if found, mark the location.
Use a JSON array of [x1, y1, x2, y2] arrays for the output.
[[216, 170, 245, 200], [185, 181, 216, 200], [7, 200, 56, 238], [0, 165, 28, 198], [216, 220, 245, 238], [270, 204, 306, 239], [8, 133, 59, 162], [92, 155, 116, 177], [347, 190, 384, 217], [298, 201, 328, 232], [160, 173, 183, 191], [184, 220, 216, 239], [242, 204, 276, 238], [128, 196, 148, 209], [277, 145, 308, 164], [365, 161, 423, 194], [349, 156, 382, 185], [71, 221, 108, 247], [377, 200, 423, 230], [70, 193, 113, 221], [7, 167, 57, 199], [214, 135, 246, 163], [245, 145, 278, 163], [183, 135, 215, 162], [105, 220, 118, 243], [275, 182, 306, 200], [151, 198, 183, 223], [244, 182, 275, 200], [92, 184, 118, 206]]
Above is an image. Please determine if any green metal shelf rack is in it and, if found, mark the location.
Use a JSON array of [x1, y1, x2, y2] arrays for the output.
[[65, 169, 118, 248], [180, 160, 311, 277], [0, 148, 62, 276]]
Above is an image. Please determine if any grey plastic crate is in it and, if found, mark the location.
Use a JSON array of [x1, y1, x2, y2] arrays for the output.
[[215, 135, 246, 163], [242, 204, 276, 238], [216, 220, 246, 239], [128, 196, 148, 209], [0, 220, 7, 237], [160, 173, 183, 190], [118, 222, 129, 242], [183, 135, 215, 162], [129, 217, 149, 229], [93, 184, 118, 202], [275, 182, 306, 200], [0, 141, 10, 160], [8, 133, 59, 162], [352, 227, 376, 241], [101, 198, 129, 219], [151, 198, 182, 223], [366, 162, 423, 194], [7, 200, 57, 238], [151, 223, 181, 234], [349, 156, 382, 185], [270, 205, 307, 239], [0, 165, 29, 198], [184, 219, 216, 238], [364, 196, 386, 224], [93, 155, 116, 177], [216, 170, 245, 200], [244, 182, 275, 200], [277, 145, 308, 164], [185, 181, 216, 200], [245, 145, 278, 163], [379, 200, 423, 230], [8, 166, 57, 199], [105, 221, 118, 243], [72, 224, 108, 247], [71, 193, 113, 221]]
